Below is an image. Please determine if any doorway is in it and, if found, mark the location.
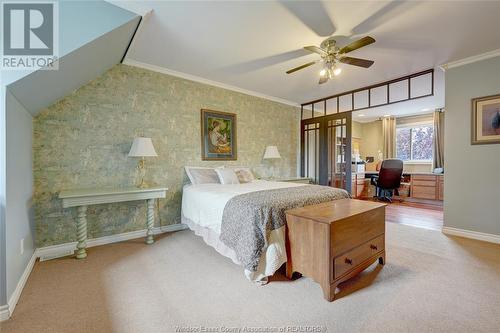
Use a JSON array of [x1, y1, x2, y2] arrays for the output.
[[300, 112, 352, 193]]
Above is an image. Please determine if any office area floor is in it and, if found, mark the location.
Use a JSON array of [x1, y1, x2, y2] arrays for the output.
[[360, 196, 444, 231], [385, 202, 443, 231]]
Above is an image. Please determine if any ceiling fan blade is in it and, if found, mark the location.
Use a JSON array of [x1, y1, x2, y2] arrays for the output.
[[304, 45, 327, 56], [319, 76, 329, 84], [339, 36, 376, 54], [340, 56, 374, 68], [280, 1, 336, 37], [286, 61, 317, 74]]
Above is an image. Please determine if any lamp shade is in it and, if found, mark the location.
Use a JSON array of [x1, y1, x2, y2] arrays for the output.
[[263, 146, 281, 159], [128, 137, 158, 157]]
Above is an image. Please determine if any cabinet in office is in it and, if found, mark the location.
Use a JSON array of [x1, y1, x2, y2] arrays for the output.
[[410, 174, 443, 201], [351, 173, 366, 198]]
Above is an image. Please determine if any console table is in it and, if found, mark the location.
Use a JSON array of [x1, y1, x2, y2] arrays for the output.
[[59, 186, 168, 259]]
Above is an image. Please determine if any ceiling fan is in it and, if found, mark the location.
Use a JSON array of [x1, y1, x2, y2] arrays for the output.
[[286, 36, 376, 84]]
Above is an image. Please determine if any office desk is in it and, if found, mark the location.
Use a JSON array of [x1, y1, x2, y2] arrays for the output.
[[361, 172, 444, 201]]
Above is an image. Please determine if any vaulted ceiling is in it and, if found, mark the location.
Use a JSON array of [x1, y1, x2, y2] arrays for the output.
[[4, 1, 139, 115], [114, 0, 500, 106]]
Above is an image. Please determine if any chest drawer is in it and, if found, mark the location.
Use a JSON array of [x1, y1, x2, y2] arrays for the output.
[[330, 206, 385, 256], [333, 234, 385, 280]]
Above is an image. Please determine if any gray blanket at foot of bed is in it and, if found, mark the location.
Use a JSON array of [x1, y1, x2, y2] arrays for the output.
[[219, 185, 349, 272]]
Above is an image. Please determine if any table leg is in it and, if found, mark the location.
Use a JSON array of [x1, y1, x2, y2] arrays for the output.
[[76, 205, 88, 259], [145, 199, 155, 245]]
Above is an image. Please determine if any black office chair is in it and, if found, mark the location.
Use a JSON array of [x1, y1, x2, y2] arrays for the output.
[[371, 159, 403, 202]]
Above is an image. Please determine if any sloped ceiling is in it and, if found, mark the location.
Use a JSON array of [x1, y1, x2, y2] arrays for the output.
[[5, 0, 140, 115], [115, 0, 500, 107]]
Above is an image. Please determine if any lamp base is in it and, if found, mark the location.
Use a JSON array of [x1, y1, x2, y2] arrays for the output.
[[136, 177, 157, 189], [136, 158, 148, 189], [136, 181, 149, 189]]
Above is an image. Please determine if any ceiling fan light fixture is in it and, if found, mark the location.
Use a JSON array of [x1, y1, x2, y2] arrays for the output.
[[286, 36, 376, 83]]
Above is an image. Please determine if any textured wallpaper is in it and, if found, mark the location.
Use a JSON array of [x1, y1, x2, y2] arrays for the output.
[[33, 64, 299, 247]]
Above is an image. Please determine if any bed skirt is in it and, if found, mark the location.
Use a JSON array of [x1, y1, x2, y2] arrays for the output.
[[181, 214, 287, 283]]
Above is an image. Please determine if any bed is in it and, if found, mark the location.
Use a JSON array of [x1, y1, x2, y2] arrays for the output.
[[181, 169, 349, 283]]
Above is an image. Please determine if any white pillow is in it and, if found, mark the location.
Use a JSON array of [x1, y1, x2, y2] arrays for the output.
[[215, 167, 240, 185], [185, 166, 220, 185], [227, 167, 255, 183]]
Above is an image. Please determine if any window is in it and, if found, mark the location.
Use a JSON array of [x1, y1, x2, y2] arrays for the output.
[[396, 124, 434, 161]]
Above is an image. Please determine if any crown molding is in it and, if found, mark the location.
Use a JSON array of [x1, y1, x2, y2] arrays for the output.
[[122, 58, 299, 107], [440, 48, 500, 71]]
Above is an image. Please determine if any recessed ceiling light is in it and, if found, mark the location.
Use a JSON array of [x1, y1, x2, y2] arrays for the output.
[[383, 114, 390, 117], [421, 108, 430, 111], [358, 114, 365, 117]]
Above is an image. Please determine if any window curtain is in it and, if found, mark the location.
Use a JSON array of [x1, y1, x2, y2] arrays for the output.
[[382, 117, 396, 159], [432, 109, 445, 170]]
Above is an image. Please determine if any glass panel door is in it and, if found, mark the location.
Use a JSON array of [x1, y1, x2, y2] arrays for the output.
[[301, 122, 320, 184], [327, 117, 351, 193], [301, 113, 352, 193]]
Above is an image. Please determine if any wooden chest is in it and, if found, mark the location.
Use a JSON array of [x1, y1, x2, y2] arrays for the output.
[[285, 199, 386, 301]]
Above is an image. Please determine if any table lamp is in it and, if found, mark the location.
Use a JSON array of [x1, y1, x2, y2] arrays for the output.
[[128, 137, 158, 188], [263, 145, 281, 179]]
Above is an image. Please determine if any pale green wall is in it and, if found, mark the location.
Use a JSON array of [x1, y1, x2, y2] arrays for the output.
[[34, 64, 299, 247], [352, 121, 363, 139], [357, 119, 432, 173], [444, 55, 500, 235], [359, 120, 383, 170]]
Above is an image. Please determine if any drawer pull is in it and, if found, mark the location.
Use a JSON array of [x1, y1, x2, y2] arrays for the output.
[[344, 258, 353, 265], [370, 244, 378, 250]]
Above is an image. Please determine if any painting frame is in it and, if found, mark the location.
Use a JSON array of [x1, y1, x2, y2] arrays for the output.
[[471, 94, 500, 145], [200, 109, 237, 161]]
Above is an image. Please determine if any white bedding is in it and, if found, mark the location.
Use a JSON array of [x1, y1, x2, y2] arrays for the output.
[[181, 180, 306, 282]]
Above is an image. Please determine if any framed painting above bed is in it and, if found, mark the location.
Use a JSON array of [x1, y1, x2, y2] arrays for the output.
[[472, 94, 500, 145], [201, 109, 237, 160]]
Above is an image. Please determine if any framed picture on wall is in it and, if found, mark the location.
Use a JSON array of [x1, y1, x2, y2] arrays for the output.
[[201, 109, 237, 160], [472, 94, 500, 145]]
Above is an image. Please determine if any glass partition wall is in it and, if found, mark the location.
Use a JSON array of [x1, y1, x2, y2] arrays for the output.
[[300, 69, 434, 194], [301, 111, 352, 193]]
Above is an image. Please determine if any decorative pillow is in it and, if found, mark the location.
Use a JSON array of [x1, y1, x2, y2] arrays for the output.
[[185, 166, 220, 185], [227, 167, 255, 183], [234, 169, 255, 183], [215, 167, 240, 185]]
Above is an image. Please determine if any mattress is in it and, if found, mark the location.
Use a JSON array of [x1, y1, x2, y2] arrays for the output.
[[181, 180, 306, 282]]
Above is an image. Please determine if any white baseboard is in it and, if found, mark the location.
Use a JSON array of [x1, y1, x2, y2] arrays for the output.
[[0, 223, 187, 322], [7, 251, 37, 319], [0, 305, 9, 321], [36, 223, 188, 261], [442, 226, 500, 244]]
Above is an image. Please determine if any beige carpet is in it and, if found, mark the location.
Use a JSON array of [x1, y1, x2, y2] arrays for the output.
[[1, 223, 499, 333]]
